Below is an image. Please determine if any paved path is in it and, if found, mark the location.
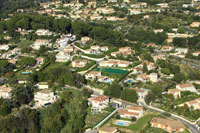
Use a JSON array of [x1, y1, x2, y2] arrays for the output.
[[95, 108, 121, 128], [78, 64, 98, 75]]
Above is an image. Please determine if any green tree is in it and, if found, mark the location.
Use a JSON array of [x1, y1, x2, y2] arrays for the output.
[[121, 89, 138, 103], [107, 83, 122, 98]]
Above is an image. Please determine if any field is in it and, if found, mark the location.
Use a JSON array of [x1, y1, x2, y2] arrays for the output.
[[94, 67, 128, 75]]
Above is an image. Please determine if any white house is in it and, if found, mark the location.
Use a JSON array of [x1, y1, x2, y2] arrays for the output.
[[32, 39, 50, 50], [176, 83, 196, 92], [0, 85, 12, 99], [37, 82, 49, 89], [119, 105, 144, 119], [36, 29, 53, 36], [0, 44, 9, 51], [175, 48, 188, 55], [85, 71, 101, 80], [168, 89, 181, 99], [34, 89, 58, 107], [88, 95, 109, 112], [149, 73, 158, 82], [129, 87, 148, 99]]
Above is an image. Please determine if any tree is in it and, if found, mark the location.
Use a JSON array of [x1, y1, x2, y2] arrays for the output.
[[121, 89, 138, 103], [142, 64, 148, 73], [0, 98, 12, 116], [18, 57, 36, 67], [131, 117, 136, 122], [107, 83, 122, 98], [115, 114, 120, 119], [174, 73, 184, 83], [145, 92, 156, 105]]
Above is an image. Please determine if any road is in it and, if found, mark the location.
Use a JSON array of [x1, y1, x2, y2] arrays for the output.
[[139, 102, 199, 133], [94, 107, 121, 128]]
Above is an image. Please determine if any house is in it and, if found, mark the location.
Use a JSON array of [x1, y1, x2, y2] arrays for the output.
[[36, 29, 53, 36], [81, 36, 91, 44], [152, 54, 166, 62], [54, 34, 76, 48], [119, 105, 144, 119], [161, 46, 173, 52], [136, 74, 149, 82], [91, 45, 100, 51], [34, 89, 58, 107], [156, 3, 169, 8], [185, 100, 200, 110], [56, 51, 71, 62], [129, 87, 148, 99], [99, 126, 119, 133], [149, 73, 158, 82], [99, 59, 131, 68], [192, 51, 200, 56], [150, 117, 185, 132], [108, 0, 118, 2], [84, 49, 100, 54], [85, 71, 101, 80], [111, 51, 121, 57], [175, 48, 188, 55], [111, 47, 132, 57], [72, 60, 88, 68], [176, 83, 196, 92], [154, 29, 163, 33], [143, 15, 150, 19], [129, 9, 142, 15], [88, 1, 97, 8], [0, 44, 9, 51], [184, 98, 200, 110], [88, 95, 109, 112], [130, 2, 147, 8], [101, 46, 109, 51], [190, 22, 200, 28], [96, 7, 115, 14], [32, 39, 50, 50], [37, 82, 49, 89], [141, 61, 155, 71], [168, 89, 181, 99], [146, 43, 156, 48], [0, 85, 12, 99], [36, 57, 44, 66]]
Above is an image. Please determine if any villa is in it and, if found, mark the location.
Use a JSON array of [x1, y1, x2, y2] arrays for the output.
[[161, 46, 173, 52], [136, 74, 149, 82], [85, 71, 101, 80], [168, 89, 181, 99], [37, 82, 49, 89], [81, 36, 91, 44], [190, 22, 200, 28], [192, 51, 200, 56], [31, 39, 50, 50], [88, 95, 109, 112], [150, 117, 185, 132], [176, 83, 196, 92], [72, 60, 88, 68], [0, 44, 9, 51], [129, 87, 148, 99], [119, 105, 144, 119], [0, 85, 12, 99], [99, 59, 131, 68], [36, 29, 53, 36], [34, 89, 58, 107]]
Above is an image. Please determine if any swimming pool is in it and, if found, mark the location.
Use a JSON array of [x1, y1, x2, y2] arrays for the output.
[[115, 120, 131, 126], [116, 122, 129, 126], [22, 72, 30, 74], [104, 80, 111, 83]]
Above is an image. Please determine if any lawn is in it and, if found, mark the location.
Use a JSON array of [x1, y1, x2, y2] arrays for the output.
[[85, 112, 110, 128], [143, 127, 167, 133], [109, 112, 160, 132], [43, 62, 67, 72]]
